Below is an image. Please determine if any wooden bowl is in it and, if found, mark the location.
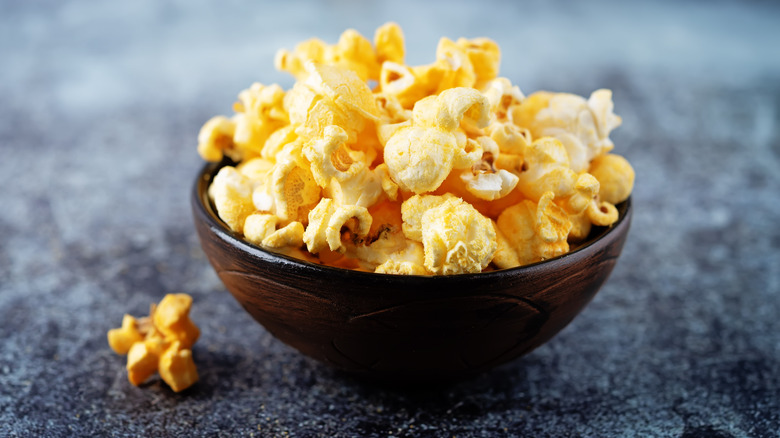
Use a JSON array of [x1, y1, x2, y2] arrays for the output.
[[192, 161, 632, 382]]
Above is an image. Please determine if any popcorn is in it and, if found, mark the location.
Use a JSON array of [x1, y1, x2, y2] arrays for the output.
[[402, 194, 496, 274], [198, 24, 634, 274], [209, 166, 256, 233], [303, 198, 372, 253], [588, 153, 635, 205], [108, 294, 200, 392], [496, 192, 572, 266], [374, 22, 405, 65], [383, 87, 490, 194], [512, 89, 622, 173]]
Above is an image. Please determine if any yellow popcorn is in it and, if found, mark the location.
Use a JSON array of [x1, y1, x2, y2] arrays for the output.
[[107, 314, 144, 355], [481, 77, 524, 123], [243, 212, 278, 245], [262, 221, 305, 248], [199, 24, 634, 273], [379, 62, 427, 109], [375, 259, 427, 275], [434, 37, 477, 92], [197, 116, 236, 162], [515, 137, 600, 215], [374, 22, 405, 65], [275, 38, 328, 80], [497, 192, 572, 265], [457, 136, 520, 201], [109, 294, 200, 392], [232, 83, 288, 161], [303, 198, 372, 253], [402, 194, 496, 275], [588, 153, 635, 205], [209, 166, 256, 233], [126, 342, 160, 386], [304, 125, 366, 186], [513, 89, 621, 172], [158, 341, 199, 393], [457, 37, 501, 84], [384, 87, 490, 193], [269, 158, 321, 223], [586, 198, 619, 227], [491, 220, 521, 269]]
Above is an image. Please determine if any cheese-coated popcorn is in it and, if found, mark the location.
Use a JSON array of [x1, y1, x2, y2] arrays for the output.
[[107, 315, 144, 355], [481, 77, 524, 123], [158, 341, 199, 393], [275, 38, 328, 80], [374, 22, 405, 65], [409, 195, 496, 275], [497, 192, 572, 265], [209, 166, 256, 233], [379, 62, 426, 109], [197, 116, 236, 162], [200, 24, 633, 274], [262, 221, 305, 248], [515, 137, 599, 215], [588, 153, 635, 205], [304, 198, 372, 253], [384, 88, 490, 193], [457, 37, 501, 84], [109, 294, 201, 392], [435, 38, 477, 92], [269, 157, 322, 223], [512, 90, 622, 172], [491, 220, 521, 269], [243, 213, 278, 245], [232, 83, 288, 161], [375, 259, 428, 275]]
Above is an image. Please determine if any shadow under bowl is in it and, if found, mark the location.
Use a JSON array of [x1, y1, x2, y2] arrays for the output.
[[192, 161, 632, 382]]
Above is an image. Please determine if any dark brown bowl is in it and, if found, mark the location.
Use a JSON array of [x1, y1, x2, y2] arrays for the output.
[[192, 161, 632, 382]]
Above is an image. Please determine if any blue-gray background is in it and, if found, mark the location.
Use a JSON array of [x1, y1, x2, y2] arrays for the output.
[[1, 1, 779, 436]]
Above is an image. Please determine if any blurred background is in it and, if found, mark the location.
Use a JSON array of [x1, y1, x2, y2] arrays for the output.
[[2, 1, 779, 436]]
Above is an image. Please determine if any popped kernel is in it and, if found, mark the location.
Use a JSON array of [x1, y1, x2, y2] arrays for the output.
[[383, 87, 489, 193], [588, 153, 635, 205], [512, 89, 622, 173], [402, 194, 496, 275], [108, 294, 200, 392], [199, 24, 634, 274], [496, 192, 572, 266], [209, 166, 256, 233]]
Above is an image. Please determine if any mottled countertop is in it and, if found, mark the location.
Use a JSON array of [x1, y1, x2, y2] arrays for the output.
[[2, 1, 779, 437]]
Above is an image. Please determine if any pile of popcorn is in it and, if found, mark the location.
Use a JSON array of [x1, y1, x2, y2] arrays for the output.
[[198, 23, 634, 275], [108, 294, 200, 392]]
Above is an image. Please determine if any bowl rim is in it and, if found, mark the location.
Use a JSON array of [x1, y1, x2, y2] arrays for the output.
[[193, 160, 632, 283]]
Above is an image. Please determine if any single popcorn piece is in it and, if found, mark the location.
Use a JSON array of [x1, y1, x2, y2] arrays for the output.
[[200, 23, 633, 273], [108, 294, 200, 392], [497, 192, 572, 265], [197, 116, 236, 162], [158, 341, 199, 393], [107, 314, 144, 355], [374, 22, 405, 65], [209, 166, 256, 233], [303, 198, 372, 253], [588, 153, 635, 205], [232, 83, 288, 161], [384, 87, 490, 193], [456, 37, 501, 84], [513, 89, 622, 172], [515, 137, 599, 215], [402, 195, 496, 275]]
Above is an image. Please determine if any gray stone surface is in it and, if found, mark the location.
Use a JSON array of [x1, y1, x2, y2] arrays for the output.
[[1, 0, 779, 436]]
